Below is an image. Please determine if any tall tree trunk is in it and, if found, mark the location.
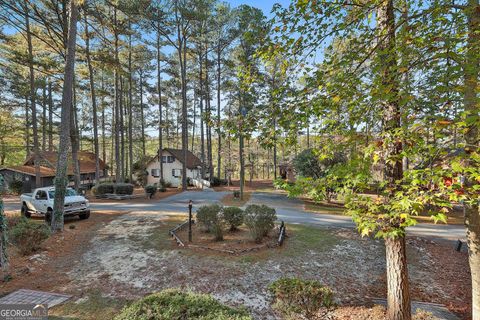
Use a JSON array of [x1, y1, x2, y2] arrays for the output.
[[199, 53, 206, 179], [24, 1, 40, 188], [157, 28, 164, 182], [113, 7, 121, 183], [377, 1, 411, 319], [464, 1, 480, 319], [239, 122, 245, 200], [42, 85, 47, 151], [216, 46, 222, 179], [191, 89, 196, 152], [101, 73, 106, 168], [180, 37, 188, 190], [48, 82, 53, 151], [120, 77, 125, 182], [205, 48, 213, 181], [0, 174, 9, 276], [70, 77, 81, 191], [85, 14, 100, 183], [273, 117, 277, 180], [25, 97, 30, 156], [128, 30, 133, 183], [385, 237, 411, 320], [52, 0, 78, 232], [139, 69, 146, 155]]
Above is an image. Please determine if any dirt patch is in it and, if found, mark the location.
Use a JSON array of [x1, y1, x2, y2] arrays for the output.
[[220, 192, 252, 207], [175, 224, 278, 254], [0, 210, 125, 296], [329, 305, 441, 320]]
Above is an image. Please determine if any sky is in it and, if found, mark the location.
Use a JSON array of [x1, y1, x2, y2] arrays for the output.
[[226, 0, 291, 17]]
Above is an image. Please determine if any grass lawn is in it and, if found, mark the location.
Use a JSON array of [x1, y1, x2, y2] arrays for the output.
[[49, 291, 129, 320], [220, 191, 251, 207], [414, 210, 464, 225], [234, 223, 341, 263], [303, 200, 345, 215]]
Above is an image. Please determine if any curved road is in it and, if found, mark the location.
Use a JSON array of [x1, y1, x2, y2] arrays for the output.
[[4, 189, 466, 242]]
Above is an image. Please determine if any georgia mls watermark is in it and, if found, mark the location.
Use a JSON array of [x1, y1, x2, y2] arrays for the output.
[[0, 304, 48, 320]]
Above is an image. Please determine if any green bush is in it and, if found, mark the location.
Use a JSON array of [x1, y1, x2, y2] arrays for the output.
[[10, 217, 50, 255], [244, 204, 276, 243], [6, 215, 23, 229], [145, 185, 157, 197], [114, 289, 251, 320], [211, 216, 225, 241], [0, 176, 6, 195], [158, 186, 167, 192], [196, 204, 224, 240], [223, 207, 244, 231], [211, 176, 222, 187], [93, 183, 114, 195], [114, 183, 134, 195], [93, 183, 134, 195], [268, 278, 334, 319], [9, 180, 24, 195], [159, 179, 172, 188]]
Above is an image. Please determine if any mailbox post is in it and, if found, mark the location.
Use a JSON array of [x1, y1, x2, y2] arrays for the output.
[[188, 200, 193, 242]]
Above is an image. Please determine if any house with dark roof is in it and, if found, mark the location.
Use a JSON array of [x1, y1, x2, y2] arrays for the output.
[[146, 148, 204, 187], [0, 151, 107, 193]]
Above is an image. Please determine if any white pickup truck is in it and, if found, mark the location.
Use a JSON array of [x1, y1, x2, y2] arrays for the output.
[[20, 187, 90, 223]]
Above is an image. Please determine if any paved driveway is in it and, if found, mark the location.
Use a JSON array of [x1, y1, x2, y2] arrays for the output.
[[4, 190, 467, 242], [249, 192, 467, 242], [90, 189, 228, 214]]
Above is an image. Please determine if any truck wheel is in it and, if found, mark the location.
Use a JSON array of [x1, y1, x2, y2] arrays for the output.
[[21, 204, 31, 218], [79, 211, 90, 220], [45, 209, 53, 226]]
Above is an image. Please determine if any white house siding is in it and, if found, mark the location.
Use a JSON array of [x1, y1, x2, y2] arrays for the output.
[[146, 151, 201, 187]]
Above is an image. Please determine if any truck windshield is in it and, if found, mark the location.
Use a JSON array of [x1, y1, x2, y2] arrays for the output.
[[48, 189, 78, 198]]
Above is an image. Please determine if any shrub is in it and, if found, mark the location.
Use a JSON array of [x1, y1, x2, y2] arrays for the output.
[[144, 185, 156, 198], [196, 204, 224, 240], [6, 215, 23, 229], [93, 183, 134, 196], [9, 180, 24, 195], [158, 186, 167, 192], [233, 190, 240, 199], [223, 207, 244, 231], [293, 148, 346, 179], [244, 204, 276, 243], [114, 183, 134, 195], [0, 176, 6, 195], [211, 217, 225, 241], [114, 289, 251, 320], [93, 183, 114, 195], [10, 217, 50, 255], [211, 176, 222, 187], [269, 278, 334, 319], [159, 179, 172, 188]]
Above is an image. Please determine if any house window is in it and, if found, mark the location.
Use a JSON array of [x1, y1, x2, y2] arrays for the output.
[[161, 155, 175, 163], [172, 169, 181, 178], [151, 169, 160, 177]]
